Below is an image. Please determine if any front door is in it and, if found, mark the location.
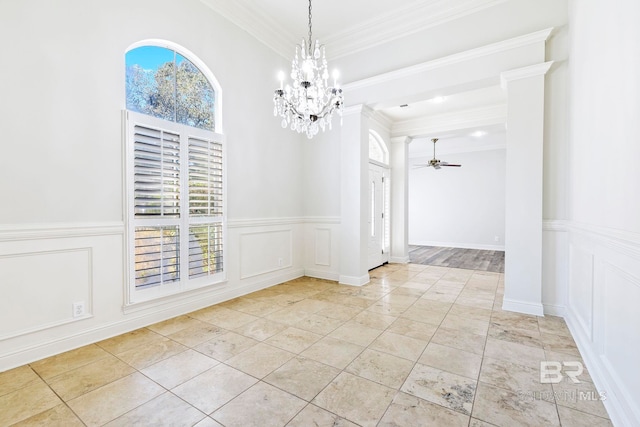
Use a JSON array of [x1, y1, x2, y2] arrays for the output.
[[368, 163, 388, 270]]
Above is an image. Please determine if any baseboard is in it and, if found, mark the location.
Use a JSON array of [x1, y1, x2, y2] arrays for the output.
[[0, 269, 305, 372], [542, 303, 566, 317], [304, 268, 339, 282], [338, 274, 370, 287], [389, 256, 410, 264], [409, 241, 505, 251], [564, 310, 638, 427], [502, 297, 544, 316]]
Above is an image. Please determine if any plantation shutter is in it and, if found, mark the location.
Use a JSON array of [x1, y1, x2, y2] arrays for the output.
[[126, 111, 225, 299], [133, 125, 180, 217], [188, 136, 224, 278], [188, 136, 223, 216]]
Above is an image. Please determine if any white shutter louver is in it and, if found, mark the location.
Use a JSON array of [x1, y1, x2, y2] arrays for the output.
[[188, 136, 223, 216], [134, 226, 180, 288], [189, 223, 223, 278], [133, 125, 181, 217]]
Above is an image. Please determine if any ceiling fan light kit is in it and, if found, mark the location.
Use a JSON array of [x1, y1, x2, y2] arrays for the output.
[[414, 138, 462, 170], [273, 0, 344, 139]]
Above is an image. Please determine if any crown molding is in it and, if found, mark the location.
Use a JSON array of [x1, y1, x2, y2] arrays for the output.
[[392, 104, 507, 138], [324, 0, 509, 59], [500, 61, 554, 89], [343, 27, 553, 91], [200, 0, 513, 60], [391, 136, 414, 145], [371, 111, 393, 132], [342, 104, 375, 118]]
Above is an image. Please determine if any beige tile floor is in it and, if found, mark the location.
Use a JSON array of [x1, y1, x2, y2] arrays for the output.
[[0, 264, 612, 426]]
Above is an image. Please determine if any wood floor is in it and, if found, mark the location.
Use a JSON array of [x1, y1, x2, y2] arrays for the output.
[[409, 245, 505, 273]]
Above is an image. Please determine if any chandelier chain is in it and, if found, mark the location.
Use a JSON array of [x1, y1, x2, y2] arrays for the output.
[[308, 0, 313, 51]]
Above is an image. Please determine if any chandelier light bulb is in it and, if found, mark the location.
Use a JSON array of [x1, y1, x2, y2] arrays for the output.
[[273, 0, 344, 139], [278, 71, 284, 89]]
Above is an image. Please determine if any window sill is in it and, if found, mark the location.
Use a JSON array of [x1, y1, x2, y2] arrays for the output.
[[122, 278, 228, 315]]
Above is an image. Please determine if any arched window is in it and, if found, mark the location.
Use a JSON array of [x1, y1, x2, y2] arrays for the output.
[[126, 45, 218, 131], [124, 41, 225, 304], [369, 130, 389, 164]]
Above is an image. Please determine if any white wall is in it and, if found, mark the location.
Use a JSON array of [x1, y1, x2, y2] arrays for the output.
[[408, 145, 506, 250], [562, 1, 640, 426], [0, 0, 305, 370]]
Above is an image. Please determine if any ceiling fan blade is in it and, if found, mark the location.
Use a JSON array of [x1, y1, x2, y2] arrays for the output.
[[434, 164, 441, 170], [441, 164, 461, 167], [413, 164, 431, 169]]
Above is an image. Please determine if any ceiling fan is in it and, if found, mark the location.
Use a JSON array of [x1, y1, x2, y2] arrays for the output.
[[414, 138, 461, 170]]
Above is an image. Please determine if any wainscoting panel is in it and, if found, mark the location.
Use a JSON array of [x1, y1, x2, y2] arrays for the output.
[[303, 218, 340, 281], [0, 223, 124, 370], [0, 248, 92, 339], [568, 242, 594, 340], [314, 228, 331, 266], [541, 222, 568, 316], [565, 223, 640, 427], [0, 219, 307, 372], [239, 229, 293, 279], [601, 262, 640, 407]]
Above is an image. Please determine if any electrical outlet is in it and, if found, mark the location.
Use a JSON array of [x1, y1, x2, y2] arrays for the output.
[[72, 301, 85, 318], [278, 257, 283, 267], [494, 236, 500, 242]]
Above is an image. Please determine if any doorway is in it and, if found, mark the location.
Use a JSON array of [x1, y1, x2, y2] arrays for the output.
[[368, 163, 389, 270]]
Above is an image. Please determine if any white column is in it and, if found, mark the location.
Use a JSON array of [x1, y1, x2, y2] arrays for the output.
[[390, 136, 412, 263], [339, 105, 373, 286], [501, 61, 553, 316]]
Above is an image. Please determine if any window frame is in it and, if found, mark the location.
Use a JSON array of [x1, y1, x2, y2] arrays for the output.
[[124, 111, 227, 305], [368, 130, 389, 166], [123, 41, 225, 306], [126, 40, 223, 133]]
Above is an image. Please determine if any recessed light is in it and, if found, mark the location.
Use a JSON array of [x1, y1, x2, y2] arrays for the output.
[[471, 130, 487, 137]]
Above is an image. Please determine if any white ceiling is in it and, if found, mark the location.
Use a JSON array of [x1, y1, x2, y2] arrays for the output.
[[380, 85, 506, 122], [200, 0, 509, 145], [409, 125, 506, 158], [383, 85, 507, 149], [200, 0, 508, 59]]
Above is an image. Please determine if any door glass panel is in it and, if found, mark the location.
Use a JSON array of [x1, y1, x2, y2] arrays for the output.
[[371, 181, 376, 237]]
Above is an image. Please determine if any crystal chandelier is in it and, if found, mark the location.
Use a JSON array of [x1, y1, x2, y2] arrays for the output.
[[273, 0, 344, 139]]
